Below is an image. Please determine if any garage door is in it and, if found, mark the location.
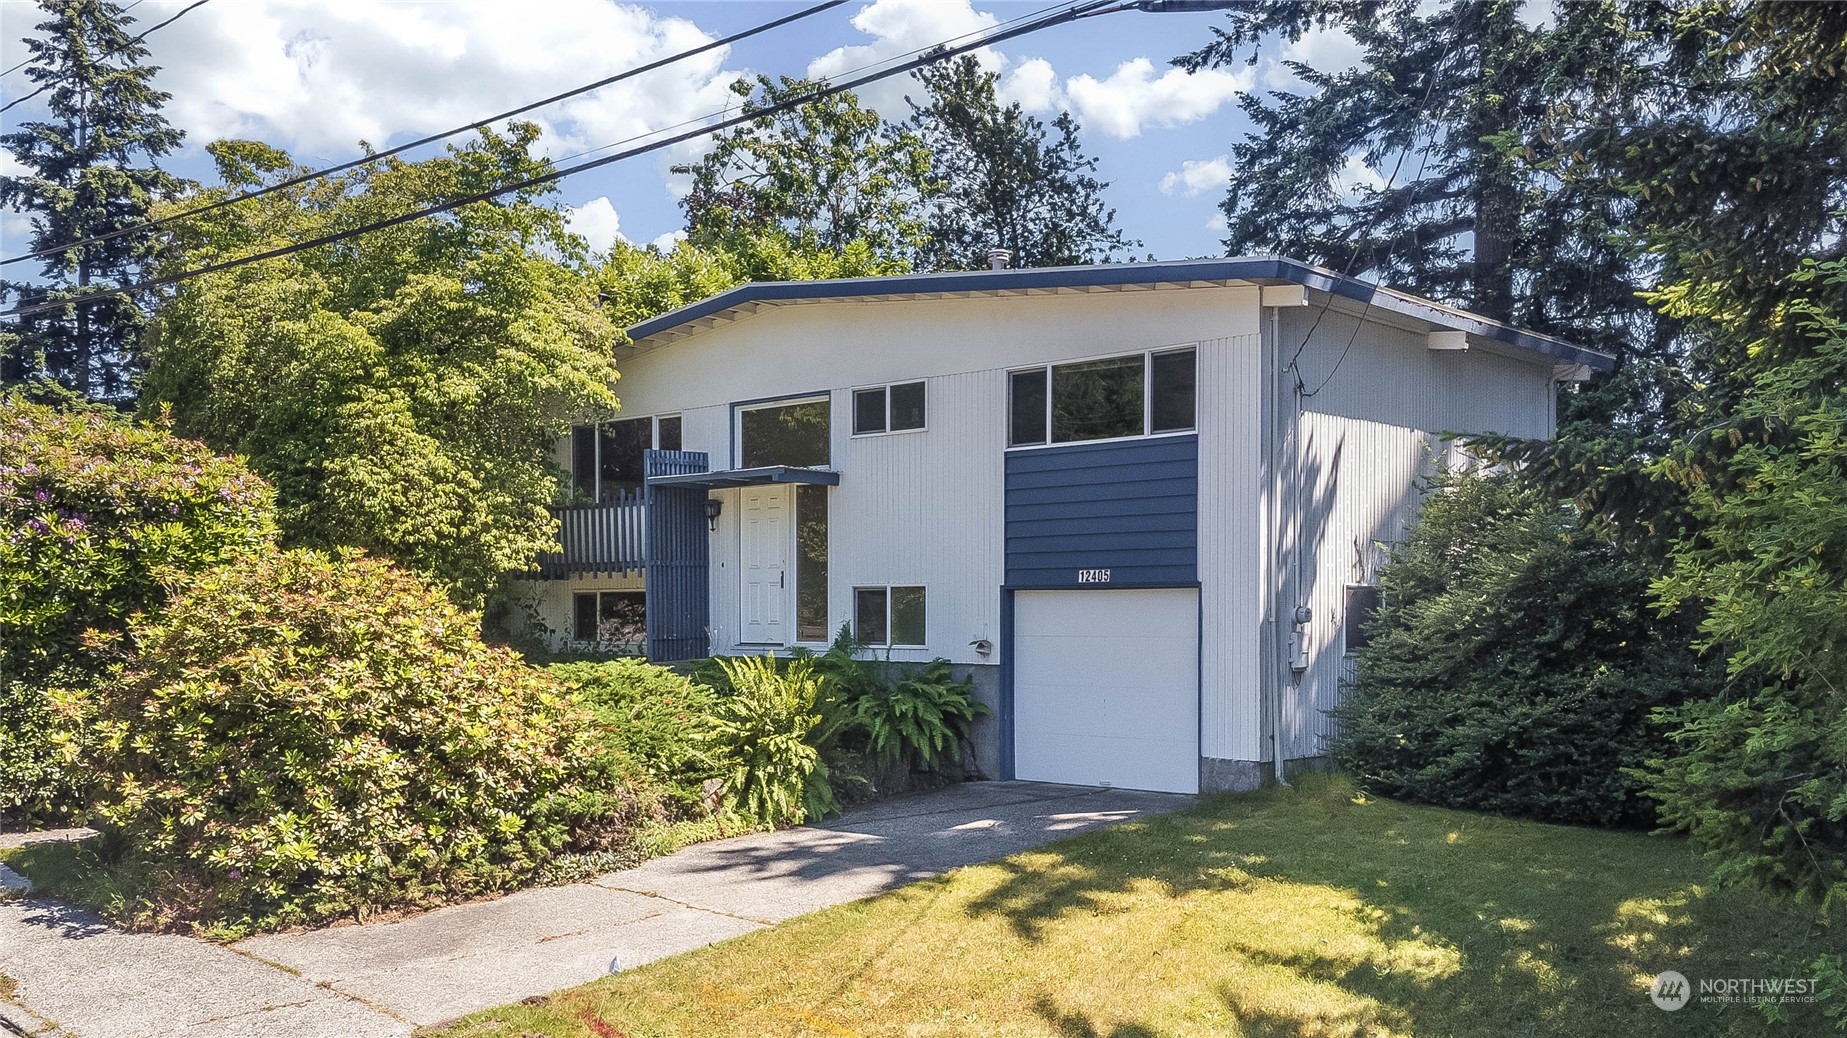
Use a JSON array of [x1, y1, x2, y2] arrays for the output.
[[1013, 588, 1199, 794]]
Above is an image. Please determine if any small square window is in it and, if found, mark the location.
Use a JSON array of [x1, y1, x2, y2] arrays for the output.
[[854, 586, 926, 646], [1009, 369, 1048, 446], [573, 592, 598, 642], [890, 586, 926, 646], [889, 382, 926, 431], [1151, 349, 1197, 433], [853, 387, 887, 434], [855, 587, 888, 645], [657, 415, 682, 452], [1345, 584, 1383, 654]]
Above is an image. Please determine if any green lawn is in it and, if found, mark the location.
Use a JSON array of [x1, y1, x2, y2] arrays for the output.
[[433, 776, 1841, 1038]]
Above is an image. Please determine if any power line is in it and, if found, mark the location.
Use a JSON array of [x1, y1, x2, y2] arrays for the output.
[[1, 0, 208, 115], [5, 0, 1124, 320], [3, 0, 848, 268]]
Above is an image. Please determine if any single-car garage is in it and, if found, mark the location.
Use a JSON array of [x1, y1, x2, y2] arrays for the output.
[[1012, 587, 1200, 794]]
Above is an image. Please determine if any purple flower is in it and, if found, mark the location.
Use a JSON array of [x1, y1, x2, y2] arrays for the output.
[[26, 519, 47, 534], [32, 489, 49, 504], [67, 517, 86, 531], [227, 868, 242, 880]]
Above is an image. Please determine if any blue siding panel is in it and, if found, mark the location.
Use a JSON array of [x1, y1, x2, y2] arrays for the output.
[[1004, 436, 1198, 589], [644, 450, 711, 662]]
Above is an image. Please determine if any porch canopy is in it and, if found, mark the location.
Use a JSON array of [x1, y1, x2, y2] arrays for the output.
[[646, 466, 840, 490]]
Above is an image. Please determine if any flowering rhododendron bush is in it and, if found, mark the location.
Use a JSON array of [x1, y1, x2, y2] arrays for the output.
[[0, 396, 274, 818], [75, 548, 644, 934]]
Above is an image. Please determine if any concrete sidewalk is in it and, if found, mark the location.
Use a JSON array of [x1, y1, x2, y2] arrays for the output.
[[0, 781, 1191, 1037]]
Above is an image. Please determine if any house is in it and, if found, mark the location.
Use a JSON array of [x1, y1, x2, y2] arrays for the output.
[[509, 256, 1614, 795]]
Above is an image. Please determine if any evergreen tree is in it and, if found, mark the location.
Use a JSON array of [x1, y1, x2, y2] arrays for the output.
[[903, 54, 1135, 270], [1177, 0, 1675, 491], [1, 0, 184, 402]]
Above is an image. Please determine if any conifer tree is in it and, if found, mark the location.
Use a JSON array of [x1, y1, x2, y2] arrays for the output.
[[1, 0, 183, 402], [904, 54, 1135, 270]]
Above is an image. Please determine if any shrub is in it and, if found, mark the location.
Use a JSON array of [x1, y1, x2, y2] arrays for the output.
[[852, 659, 985, 775], [1333, 468, 1716, 828], [66, 548, 635, 935], [0, 396, 274, 820], [707, 655, 838, 825], [548, 659, 722, 807]]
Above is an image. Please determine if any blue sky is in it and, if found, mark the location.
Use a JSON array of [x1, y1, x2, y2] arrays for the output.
[[0, 0, 1383, 266]]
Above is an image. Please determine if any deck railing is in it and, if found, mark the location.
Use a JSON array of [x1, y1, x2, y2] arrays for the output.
[[537, 490, 646, 578]]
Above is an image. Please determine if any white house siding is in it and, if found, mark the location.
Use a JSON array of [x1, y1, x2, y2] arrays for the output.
[[1273, 304, 1562, 765], [1195, 332, 1266, 765], [606, 287, 1251, 666]]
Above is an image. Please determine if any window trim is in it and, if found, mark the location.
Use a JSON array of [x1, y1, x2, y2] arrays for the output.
[[570, 588, 646, 646], [850, 380, 928, 438], [730, 391, 831, 470], [852, 584, 927, 648], [1006, 344, 1199, 450]]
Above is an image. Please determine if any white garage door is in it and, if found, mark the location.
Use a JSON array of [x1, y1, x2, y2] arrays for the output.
[[1013, 588, 1199, 794]]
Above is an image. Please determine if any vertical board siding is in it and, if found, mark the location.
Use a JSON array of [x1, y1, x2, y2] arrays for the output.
[[1003, 437, 1198, 588], [1196, 333, 1264, 762], [644, 450, 712, 662], [1284, 412, 1435, 759], [815, 368, 1007, 663]]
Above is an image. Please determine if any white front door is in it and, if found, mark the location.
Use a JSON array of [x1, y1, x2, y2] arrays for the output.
[[1013, 588, 1200, 794], [738, 485, 790, 644]]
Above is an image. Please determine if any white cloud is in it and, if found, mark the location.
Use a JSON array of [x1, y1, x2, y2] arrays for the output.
[[1205, 211, 1228, 232], [997, 57, 1064, 115], [807, 0, 1002, 117], [1336, 154, 1386, 198], [1160, 154, 1233, 197], [649, 229, 687, 253], [564, 196, 625, 255], [1517, 0, 1558, 30], [1261, 26, 1365, 90], [1065, 59, 1250, 140], [79, 0, 743, 164], [1, 211, 35, 263]]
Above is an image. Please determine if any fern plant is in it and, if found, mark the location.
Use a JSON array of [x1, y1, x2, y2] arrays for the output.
[[855, 659, 987, 774], [707, 655, 838, 825]]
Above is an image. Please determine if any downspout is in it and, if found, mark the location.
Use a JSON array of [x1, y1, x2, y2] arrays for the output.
[[1270, 304, 1292, 788]]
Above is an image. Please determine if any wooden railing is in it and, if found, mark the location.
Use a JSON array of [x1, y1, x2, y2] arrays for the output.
[[537, 490, 646, 578]]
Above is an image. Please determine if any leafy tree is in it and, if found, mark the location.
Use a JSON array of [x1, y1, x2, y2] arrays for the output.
[[140, 127, 620, 606], [591, 235, 894, 331], [0, 0, 183, 401], [673, 75, 930, 272], [1333, 467, 1714, 827], [903, 54, 1135, 270], [1644, 259, 1847, 906]]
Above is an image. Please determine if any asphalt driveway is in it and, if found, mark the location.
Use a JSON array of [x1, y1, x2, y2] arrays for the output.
[[1, 781, 1192, 1036]]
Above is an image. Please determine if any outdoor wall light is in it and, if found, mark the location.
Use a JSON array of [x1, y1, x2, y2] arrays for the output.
[[704, 497, 723, 532]]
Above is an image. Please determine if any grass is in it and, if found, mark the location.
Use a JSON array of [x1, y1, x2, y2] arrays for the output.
[[431, 775, 1842, 1038]]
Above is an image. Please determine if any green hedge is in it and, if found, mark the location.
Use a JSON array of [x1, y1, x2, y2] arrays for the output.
[[1333, 469, 1716, 828], [69, 548, 642, 935], [0, 397, 274, 819]]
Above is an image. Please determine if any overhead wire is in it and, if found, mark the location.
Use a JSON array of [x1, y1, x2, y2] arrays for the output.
[[1288, 5, 1464, 397], [3, 0, 849, 267], [4, 0, 1123, 320], [0, 0, 207, 114]]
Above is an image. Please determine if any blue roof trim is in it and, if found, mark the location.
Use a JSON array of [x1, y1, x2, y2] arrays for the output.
[[626, 256, 1616, 372]]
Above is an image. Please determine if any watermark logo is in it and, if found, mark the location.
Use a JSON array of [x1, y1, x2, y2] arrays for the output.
[[1648, 969, 1822, 1010], [1650, 971, 1690, 1011]]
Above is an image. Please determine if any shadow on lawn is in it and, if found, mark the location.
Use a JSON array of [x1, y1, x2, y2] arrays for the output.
[[962, 779, 1843, 1036]]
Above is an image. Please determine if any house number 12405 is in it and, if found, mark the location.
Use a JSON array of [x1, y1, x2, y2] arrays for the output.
[[1077, 568, 1112, 583]]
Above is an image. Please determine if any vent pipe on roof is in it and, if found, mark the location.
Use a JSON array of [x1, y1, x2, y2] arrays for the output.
[[986, 247, 1011, 270]]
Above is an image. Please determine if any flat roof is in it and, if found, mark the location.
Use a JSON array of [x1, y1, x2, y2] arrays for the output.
[[626, 255, 1616, 372]]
